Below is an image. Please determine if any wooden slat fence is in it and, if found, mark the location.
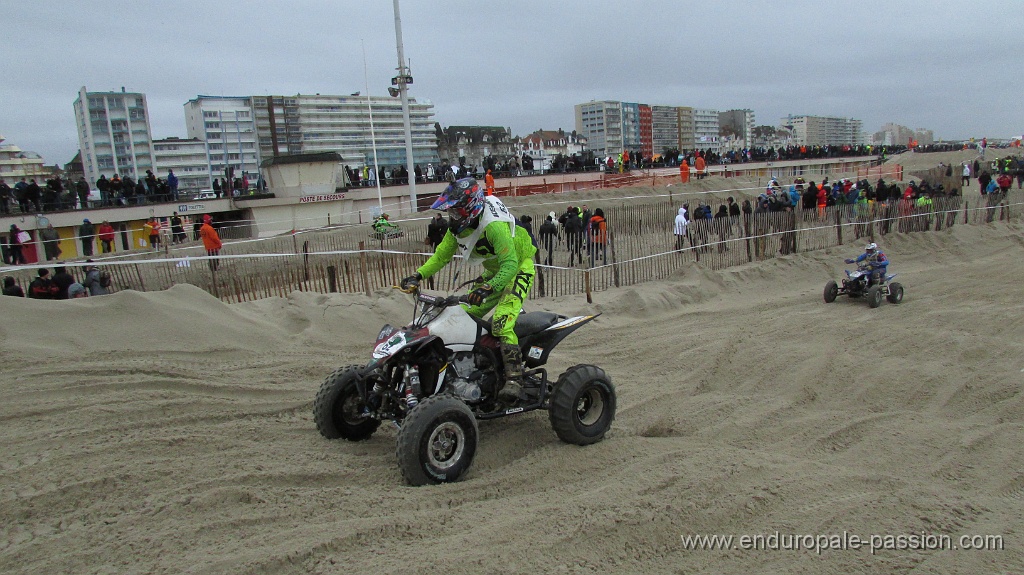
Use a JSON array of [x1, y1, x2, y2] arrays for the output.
[[2, 189, 1017, 303]]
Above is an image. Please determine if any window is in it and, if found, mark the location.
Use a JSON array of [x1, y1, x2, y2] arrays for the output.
[[203, 111, 218, 118], [205, 122, 220, 129]]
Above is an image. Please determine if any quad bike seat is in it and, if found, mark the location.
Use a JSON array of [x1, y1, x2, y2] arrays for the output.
[[470, 311, 562, 339]]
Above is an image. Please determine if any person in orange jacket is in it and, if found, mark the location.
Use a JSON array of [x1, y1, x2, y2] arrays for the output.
[[484, 169, 495, 196], [679, 160, 689, 184], [145, 217, 161, 250], [587, 208, 608, 264], [199, 214, 222, 270], [694, 155, 706, 180]]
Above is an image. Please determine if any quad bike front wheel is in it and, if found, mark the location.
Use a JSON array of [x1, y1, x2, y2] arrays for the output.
[[396, 395, 478, 486], [867, 285, 883, 308], [886, 282, 904, 304], [549, 365, 616, 445], [313, 365, 381, 441], [823, 280, 838, 303]]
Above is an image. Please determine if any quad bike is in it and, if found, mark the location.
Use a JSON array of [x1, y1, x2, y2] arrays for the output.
[[823, 263, 904, 308], [313, 287, 616, 486], [369, 219, 404, 241]]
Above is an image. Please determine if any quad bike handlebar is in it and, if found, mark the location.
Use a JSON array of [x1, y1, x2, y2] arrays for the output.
[[395, 284, 470, 307]]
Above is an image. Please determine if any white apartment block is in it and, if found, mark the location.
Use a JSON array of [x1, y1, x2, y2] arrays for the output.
[[575, 101, 624, 157], [783, 115, 863, 146], [252, 94, 439, 169], [74, 86, 155, 187], [0, 136, 47, 181], [152, 137, 212, 193], [184, 96, 261, 184], [693, 108, 721, 152]]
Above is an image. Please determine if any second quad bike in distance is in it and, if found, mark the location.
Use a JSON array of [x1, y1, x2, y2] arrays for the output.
[[823, 263, 904, 308], [313, 286, 616, 486]]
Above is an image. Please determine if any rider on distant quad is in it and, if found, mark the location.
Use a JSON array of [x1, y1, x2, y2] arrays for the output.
[[845, 242, 889, 286], [372, 213, 398, 235], [400, 177, 537, 396]]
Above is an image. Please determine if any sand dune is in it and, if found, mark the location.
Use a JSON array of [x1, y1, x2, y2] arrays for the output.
[[1, 211, 1022, 573]]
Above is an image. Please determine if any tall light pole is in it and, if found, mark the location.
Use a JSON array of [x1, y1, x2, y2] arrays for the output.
[[392, 0, 418, 212]]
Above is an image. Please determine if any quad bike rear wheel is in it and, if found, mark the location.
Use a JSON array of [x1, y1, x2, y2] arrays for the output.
[[396, 395, 478, 486], [313, 365, 381, 441], [867, 285, 883, 308], [886, 282, 904, 304], [823, 280, 838, 303], [549, 365, 616, 445]]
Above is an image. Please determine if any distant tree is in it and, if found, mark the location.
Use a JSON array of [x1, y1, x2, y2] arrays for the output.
[[720, 125, 741, 139], [752, 125, 777, 140]]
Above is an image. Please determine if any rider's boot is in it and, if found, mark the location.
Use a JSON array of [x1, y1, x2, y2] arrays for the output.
[[498, 342, 525, 402]]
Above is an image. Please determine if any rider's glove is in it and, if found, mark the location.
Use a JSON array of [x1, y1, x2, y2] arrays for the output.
[[400, 273, 421, 292], [844, 258, 855, 264], [466, 284, 493, 306]]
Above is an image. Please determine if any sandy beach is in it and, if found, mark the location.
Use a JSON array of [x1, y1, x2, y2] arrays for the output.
[[2, 149, 1023, 574]]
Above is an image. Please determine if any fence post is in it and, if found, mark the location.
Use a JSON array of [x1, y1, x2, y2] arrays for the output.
[[210, 266, 219, 299], [744, 214, 752, 262], [358, 240, 371, 297], [609, 229, 620, 288], [963, 201, 969, 224], [302, 240, 310, 281], [584, 270, 592, 304], [835, 206, 843, 245], [327, 264, 338, 292], [135, 263, 146, 292]]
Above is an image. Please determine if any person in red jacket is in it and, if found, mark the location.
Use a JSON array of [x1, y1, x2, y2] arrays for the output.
[[98, 220, 116, 253], [996, 172, 1012, 193]]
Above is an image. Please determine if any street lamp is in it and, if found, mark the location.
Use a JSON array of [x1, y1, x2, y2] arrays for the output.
[[392, 0, 417, 210]]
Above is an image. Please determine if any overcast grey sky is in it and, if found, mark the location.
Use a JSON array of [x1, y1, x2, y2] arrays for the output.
[[3, 0, 1020, 165]]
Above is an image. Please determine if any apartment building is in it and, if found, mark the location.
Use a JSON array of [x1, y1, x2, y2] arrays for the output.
[[651, 106, 679, 155], [575, 101, 623, 157], [693, 108, 721, 153], [782, 115, 863, 146], [0, 136, 48, 182], [74, 86, 155, 186], [152, 137, 212, 193], [184, 96, 261, 184], [252, 94, 438, 169]]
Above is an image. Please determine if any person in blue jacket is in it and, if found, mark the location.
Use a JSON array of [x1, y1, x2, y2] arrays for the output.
[[845, 242, 889, 285]]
